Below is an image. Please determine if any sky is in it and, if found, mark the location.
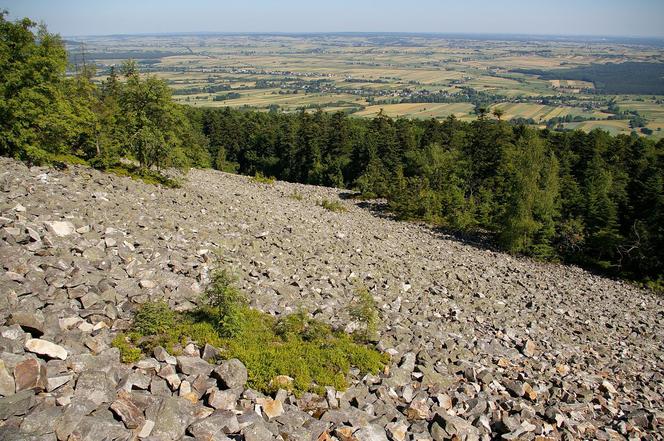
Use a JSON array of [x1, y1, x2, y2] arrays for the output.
[[4, 0, 664, 38]]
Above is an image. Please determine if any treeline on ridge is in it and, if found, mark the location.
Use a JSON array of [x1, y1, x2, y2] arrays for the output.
[[2, 12, 663, 288]]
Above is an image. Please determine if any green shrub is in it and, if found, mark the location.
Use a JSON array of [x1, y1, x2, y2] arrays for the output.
[[319, 198, 346, 212], [106, 164, 181, 188], [348, 285, 379, 342], [251, 172, 275, 185], [111, 333, 142, 363], [203, 270, 247, 337], [132, 301, 177, 335], [115, 271, 387, 395]]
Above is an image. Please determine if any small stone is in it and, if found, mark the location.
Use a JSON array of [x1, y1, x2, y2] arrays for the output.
[[244, 422, 274, 441], [437, 393, 452, 410], [158, 364, 181, 390], [0, 360, 15, 396], [25, 338, 68, 360], [43, 220, 76, 237], [257, 397, 284, 419], [154, 346, 177, 364], [386, 421, 408, 441], [8, 312, 45, 337], [208, 388, 238, 410], [74, 370, 115, 406], [601, 380, 618, 395], [139, 279, 157, 289], [188, 410, 239, 437], [110, 393, 146, 429], [139, 419, 155, 438], [212, 358, 248, 389], [523, 382, 538, 401], [354, 424, 389, 441], [522, 340, 536, 357], [14, 358, 47, 392], [177, 355, 214, 376], [47, 373, 73, 392], [0, 389, 35, 419], [406, 396, 430, 420]]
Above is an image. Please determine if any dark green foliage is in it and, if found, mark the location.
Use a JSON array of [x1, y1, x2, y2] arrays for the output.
[[203, 270, 247, 338], [513, 63, 664, 95]]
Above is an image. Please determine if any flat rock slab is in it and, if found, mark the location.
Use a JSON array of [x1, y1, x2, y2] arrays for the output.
[[25, 338, 68, 360]]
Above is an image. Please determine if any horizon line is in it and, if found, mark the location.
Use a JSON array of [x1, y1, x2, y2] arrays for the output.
[[62, 30, 664, 41]]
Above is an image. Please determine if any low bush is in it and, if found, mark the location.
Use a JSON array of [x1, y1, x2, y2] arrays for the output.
[[250, 171, 275, 185], [106, 164, 181, 188], [318, 198, 346, 212], [113, 270, 387, 395]]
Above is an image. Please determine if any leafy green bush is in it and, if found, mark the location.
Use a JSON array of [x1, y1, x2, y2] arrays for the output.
[[115, 270, 387, 395], [319, 199, 346, 212]]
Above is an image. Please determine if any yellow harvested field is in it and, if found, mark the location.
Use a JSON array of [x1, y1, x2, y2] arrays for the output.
[[563, 120, 632, 135], [355, 103, 474, 119]]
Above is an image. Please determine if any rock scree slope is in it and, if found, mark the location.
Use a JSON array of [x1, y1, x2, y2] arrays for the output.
[[0, 156, 662, 440]]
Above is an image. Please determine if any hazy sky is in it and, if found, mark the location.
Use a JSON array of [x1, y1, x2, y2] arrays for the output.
[[4, 0, 664, 37]]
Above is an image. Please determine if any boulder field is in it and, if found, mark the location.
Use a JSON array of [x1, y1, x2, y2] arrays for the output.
[[0, 157, 662, 440]]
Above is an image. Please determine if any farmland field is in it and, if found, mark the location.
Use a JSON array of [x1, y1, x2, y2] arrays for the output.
[[68, 33, 664, 137]]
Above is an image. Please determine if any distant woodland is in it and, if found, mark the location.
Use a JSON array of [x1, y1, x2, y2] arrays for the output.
[[513, 62, 664, 95], [2, 13, 663, 287]]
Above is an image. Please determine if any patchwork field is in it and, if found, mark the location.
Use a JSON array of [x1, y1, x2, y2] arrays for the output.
[[489, 103, 613, 122], [69, 33, 664, 137]]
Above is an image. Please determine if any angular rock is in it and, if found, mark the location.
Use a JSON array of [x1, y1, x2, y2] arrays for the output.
[[212, 358, 247, 389], [177, 356, 214, 376], [354, 424, 389, 441], [207, 387, 238, 410], [74, 370, 115, 406], [0, 389, 35, 419], [110, 393, 146, 429], [257, 397, 284, 419], [152, 396, 199, 440], [14, 358, 47, 392], [43, 221, 76, 237], [0, 360, 15, 396], [188, 410, 239, 438], [25, 338, 68, 360], [8, 312, 44, 337]]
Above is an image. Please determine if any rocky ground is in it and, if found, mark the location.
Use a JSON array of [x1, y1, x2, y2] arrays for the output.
[[0, 156, 662, 441]]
